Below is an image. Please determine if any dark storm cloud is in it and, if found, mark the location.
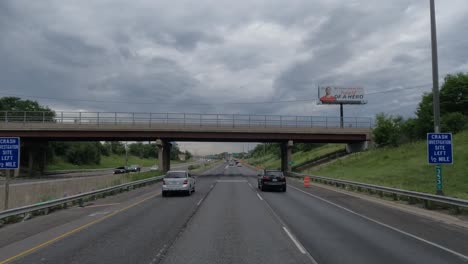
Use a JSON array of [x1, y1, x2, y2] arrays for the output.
[[0, 0, 467, 119]]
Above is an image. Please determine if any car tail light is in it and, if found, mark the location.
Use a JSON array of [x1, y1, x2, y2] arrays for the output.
[[183, 179, 188, 184], [262, 176, 269, 181], [162, 179, 166, 185]]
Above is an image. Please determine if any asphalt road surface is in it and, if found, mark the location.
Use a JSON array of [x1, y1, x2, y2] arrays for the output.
[[1, 162, 468, 264]]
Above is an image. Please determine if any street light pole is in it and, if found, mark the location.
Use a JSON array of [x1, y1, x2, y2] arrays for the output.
[[430, 0, 441, 134], [430, 0, 443, 196]]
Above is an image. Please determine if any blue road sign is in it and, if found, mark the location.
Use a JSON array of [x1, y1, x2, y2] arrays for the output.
[[427, 133, 453, 164], [0, 137, 20, 169]]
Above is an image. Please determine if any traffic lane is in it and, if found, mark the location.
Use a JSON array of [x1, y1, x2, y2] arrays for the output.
[[245, 176, 467, 264], [161, 175, 311, 264], [285, 177, 468, 257], [243, 164, 468, 258], [6, 166, 223, 264]]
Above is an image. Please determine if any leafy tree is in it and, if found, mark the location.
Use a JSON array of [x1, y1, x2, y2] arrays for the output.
[[170, 143, 182, 160], [372, 113, 404, 147], [441, 112, 466, 133], [64, 142, 101, 165], [0, 97, 55, 121], [185, 150, 192, 160], [440, 73, 468, 116]]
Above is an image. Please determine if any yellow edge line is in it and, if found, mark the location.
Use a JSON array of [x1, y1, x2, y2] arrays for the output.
[[0, 192, 161, 264]]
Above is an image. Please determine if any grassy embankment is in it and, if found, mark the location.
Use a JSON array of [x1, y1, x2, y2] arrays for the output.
[[48, 154, 188, 171], [247, 144, 346, 169], [306, 130, 468, 199]]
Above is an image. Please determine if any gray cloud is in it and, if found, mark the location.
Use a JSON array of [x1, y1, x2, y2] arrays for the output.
[[1, 0, 468, 153]]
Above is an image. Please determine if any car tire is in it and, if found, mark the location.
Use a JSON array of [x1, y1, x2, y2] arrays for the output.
[[282, 186, 287, 192], [162, 191, 167, 197], [260, 185, 266, 192]]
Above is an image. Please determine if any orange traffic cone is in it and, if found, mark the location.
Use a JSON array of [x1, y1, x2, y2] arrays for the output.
[[304, 176, 310, 188]]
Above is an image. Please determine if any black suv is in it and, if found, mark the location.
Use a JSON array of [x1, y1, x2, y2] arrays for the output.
[[257, 169, 286, 192]]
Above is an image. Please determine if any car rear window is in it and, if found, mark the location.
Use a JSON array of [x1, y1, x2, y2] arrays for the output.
[[165, 172, 187, 178], [266, 171, 284, 176]]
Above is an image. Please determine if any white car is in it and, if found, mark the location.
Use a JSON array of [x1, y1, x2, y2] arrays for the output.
[[162, 170, 195, 197], [150, 165, 160, 171]]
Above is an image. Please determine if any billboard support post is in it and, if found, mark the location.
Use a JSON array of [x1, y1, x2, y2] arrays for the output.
[[340, 103, 344, 128]]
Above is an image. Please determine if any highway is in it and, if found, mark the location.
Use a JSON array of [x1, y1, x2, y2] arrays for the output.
[[1, 162, 468, 264]]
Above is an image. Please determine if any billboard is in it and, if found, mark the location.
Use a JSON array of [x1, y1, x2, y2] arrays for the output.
[[318, 86, 366, 104]]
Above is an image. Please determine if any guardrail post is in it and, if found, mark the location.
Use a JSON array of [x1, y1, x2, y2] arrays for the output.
[[355, 117, 358, 128], [184, 113, 186, 127], [23, 112, 26, 124], [149, 112, 152, 128], [264, 115, 267, 128], [200, 114, 202, 127], [42, 112, 45, 123], [232, 115, 235, 128], [114, 112, 117, 125], [4, 111, 7, 123], [296, 116, 298, 128], [97, 112, 100, 126], [325, 117, 328, 128], [248, 115, 251, 127], [280, 116, 282, 127], [217, 115, 219, 127], [79, 112, 82, 125], [132, 112, 135, 125], [61, 112, 64, 123]]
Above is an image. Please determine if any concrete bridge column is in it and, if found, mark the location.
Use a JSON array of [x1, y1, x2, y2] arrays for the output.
[[281, 140, 293, 173], [156, 139, 171, 173], [346, 141, 369, 153], [21, 141, 48, 177]]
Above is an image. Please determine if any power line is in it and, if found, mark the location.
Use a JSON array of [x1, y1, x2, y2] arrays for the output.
[[0, 83, 465, 107]]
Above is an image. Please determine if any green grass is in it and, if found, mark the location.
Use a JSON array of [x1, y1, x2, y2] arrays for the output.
[[247, 144, 346, 169], [306, 130, 468, 199], [48, 154, 190, 171]]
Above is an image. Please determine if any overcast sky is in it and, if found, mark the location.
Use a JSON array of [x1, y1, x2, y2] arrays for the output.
[[1, 1, 467, 154]]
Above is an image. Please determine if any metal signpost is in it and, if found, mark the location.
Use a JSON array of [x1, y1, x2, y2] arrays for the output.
[[427, 133, 453, 195], [0, 137, 20, 210]]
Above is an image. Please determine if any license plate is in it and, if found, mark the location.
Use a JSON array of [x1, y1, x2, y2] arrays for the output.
[[272, 179, 278, 182]]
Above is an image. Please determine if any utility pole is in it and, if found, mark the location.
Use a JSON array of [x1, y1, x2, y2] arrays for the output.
[[430, 0, 440, 134], [430, 0, 443, 195]]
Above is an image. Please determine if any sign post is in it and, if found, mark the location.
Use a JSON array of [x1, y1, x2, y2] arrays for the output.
[[0, 137, 20, 210], [427, 133, 453, 195]]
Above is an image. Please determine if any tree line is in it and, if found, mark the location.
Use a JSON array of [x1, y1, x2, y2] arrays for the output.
[[373, 73, 468, 147]]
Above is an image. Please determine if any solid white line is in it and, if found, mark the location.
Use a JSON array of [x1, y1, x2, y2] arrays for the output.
[[256, 193, 263, 201], [210, 184, 214, 189], [197, 198, 203, 206], [248, 183, 253, 188], [282, 226, 307, 254], [288, 185, 468, 261]]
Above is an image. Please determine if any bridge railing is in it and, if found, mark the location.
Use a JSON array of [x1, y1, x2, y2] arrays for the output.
[[0, 111, 374, 129]]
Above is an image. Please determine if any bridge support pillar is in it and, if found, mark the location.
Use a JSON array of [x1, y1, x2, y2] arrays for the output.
[[21, 141, 48, 177], [156, 140, 171, 173], [281, 140, 293, 173], [346, 141, 369, 153]]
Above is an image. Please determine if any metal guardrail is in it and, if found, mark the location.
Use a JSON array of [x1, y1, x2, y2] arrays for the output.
[[0, 111, 374, 129], [0, 175, 164, 221], [288, 172, 468, 210]]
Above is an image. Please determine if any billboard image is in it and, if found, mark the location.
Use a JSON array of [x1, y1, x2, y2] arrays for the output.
[[318, 86, 366, 104]]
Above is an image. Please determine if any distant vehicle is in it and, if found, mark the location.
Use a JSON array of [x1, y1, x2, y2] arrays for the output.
[[162, 170, 196, 197], [113, 166, 128, 174], [128, 165, 141, 172], [257, 170, 286, 192], [237, 163, 242, 167], [150, 165, 160, 171]]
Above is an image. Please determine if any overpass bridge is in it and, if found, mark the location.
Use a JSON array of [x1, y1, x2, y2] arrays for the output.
[[0, 111, 373, 174]]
